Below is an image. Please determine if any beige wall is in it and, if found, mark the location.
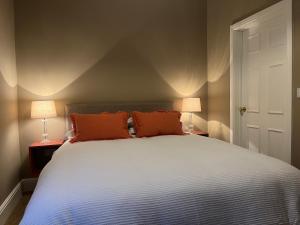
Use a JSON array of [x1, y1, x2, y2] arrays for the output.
[[0, 0, 21, 205], [15, 0, 208, 177], [207, 0, 300, 168]]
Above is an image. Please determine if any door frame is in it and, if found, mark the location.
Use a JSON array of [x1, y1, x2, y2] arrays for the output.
[[230, 0, 293, 151]]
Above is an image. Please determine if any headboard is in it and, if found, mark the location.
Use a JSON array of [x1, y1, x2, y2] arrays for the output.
[[64, 101, 175, 131]]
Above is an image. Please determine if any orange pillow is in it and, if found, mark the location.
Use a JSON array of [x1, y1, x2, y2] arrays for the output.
[[132, 111, 184, 138], [70, 112, 131, 143]]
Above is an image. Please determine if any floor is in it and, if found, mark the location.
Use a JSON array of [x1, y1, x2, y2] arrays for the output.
[[5, 194, 31, 225]]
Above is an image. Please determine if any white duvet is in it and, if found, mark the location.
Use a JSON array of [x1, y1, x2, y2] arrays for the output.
[[21, 135, 300, 225]]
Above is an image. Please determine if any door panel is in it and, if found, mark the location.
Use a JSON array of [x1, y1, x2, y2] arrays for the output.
[[241, 11, 291, 163], [247, 68, 260, 113], [247, 126, 260, 153], [248, 33, 260, 53], [241, 29, 262, 153], [267, 129, 286, 161], [267, 64, 285, 114]]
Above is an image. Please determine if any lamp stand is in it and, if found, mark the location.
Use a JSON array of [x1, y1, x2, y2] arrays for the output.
[[41, 118, 49, 143], [188, 112, 194, 133]]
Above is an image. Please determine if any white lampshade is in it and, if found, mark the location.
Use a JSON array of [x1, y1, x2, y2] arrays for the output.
[[182, 98, 202, 112], [31, 101, 57, 119]]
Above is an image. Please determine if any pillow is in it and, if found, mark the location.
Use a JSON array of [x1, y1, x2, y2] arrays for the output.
[[132, 111, 184, 138], [127, 117, 136, 137], [70, 112, 131, 143]]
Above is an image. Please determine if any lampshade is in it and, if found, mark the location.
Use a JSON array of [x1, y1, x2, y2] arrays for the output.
[[182, 98, 202, 112], [31, 101, 57, 119]]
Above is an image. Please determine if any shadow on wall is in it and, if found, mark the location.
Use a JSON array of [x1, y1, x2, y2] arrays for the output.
[[16, 0, 206, 98], [15, 0, 166, 96], [18, 38, 207, 103]]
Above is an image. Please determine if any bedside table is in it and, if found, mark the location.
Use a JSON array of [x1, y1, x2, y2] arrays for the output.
[[29, 140, 64, 177], [185, 130, 209, 137]]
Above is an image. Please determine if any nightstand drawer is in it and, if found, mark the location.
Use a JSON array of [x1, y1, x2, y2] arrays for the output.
[[29, 140, 64, 177], [30, 148, 57, 171]]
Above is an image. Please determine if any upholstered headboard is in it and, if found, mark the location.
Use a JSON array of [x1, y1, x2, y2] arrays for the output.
[[64, 101, 175, 132]]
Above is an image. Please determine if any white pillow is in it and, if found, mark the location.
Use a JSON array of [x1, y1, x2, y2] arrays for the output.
[[127, 117, 136, 137]]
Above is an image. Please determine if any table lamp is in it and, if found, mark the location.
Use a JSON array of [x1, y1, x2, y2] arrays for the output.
[[31, 100, 57, 143], [182, 98, 202, 133]]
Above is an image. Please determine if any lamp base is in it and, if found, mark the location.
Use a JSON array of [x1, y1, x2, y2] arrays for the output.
[[41, 133, 49, 143], [187, 112, 194, 133], [187, 124, 195, 134]]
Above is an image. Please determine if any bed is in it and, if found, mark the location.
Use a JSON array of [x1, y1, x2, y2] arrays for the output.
[[20, 102, 300, 225]]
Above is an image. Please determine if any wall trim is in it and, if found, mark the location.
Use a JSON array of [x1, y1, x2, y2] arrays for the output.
[[0, 178, 38, 225], [0, 183, 22, 225]]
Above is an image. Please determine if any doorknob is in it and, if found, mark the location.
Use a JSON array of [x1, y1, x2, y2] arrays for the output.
[[240, 106, 247, 115]]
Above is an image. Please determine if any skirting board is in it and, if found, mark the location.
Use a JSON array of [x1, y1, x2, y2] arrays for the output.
[[0, 178, 37, 225], [0, 183, 22, 225]]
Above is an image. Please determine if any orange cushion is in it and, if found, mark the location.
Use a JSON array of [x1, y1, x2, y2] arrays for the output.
[[70, 112, 131, 143], [132, 111, 184, 138]]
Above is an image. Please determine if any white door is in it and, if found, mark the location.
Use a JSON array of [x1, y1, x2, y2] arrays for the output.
[[239, 2, 292, 163]]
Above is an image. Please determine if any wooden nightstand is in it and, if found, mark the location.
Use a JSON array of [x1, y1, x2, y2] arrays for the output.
[[29, 140, 64, 177], [186, 130, 209, 137]]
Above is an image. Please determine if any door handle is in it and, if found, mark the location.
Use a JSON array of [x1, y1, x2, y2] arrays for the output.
[[240, 106, 247, 115]]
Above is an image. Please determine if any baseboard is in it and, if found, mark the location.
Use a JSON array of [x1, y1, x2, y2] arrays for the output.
[[21, 178, 38, 193], [0, 178, 38, 225], [0, 183, 22, 225]]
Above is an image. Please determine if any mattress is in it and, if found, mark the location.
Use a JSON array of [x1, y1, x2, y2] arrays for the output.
[[21, 135, 300, 225]]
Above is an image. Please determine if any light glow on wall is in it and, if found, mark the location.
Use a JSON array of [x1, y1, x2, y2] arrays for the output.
[[207, 23, 230, 84], [207, 48, 229, 83], [160, 71, 206, 97], [208, 120, 230, 142]]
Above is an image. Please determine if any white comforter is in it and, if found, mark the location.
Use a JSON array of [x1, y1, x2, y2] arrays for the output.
[[21, 135, 300, 225]]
